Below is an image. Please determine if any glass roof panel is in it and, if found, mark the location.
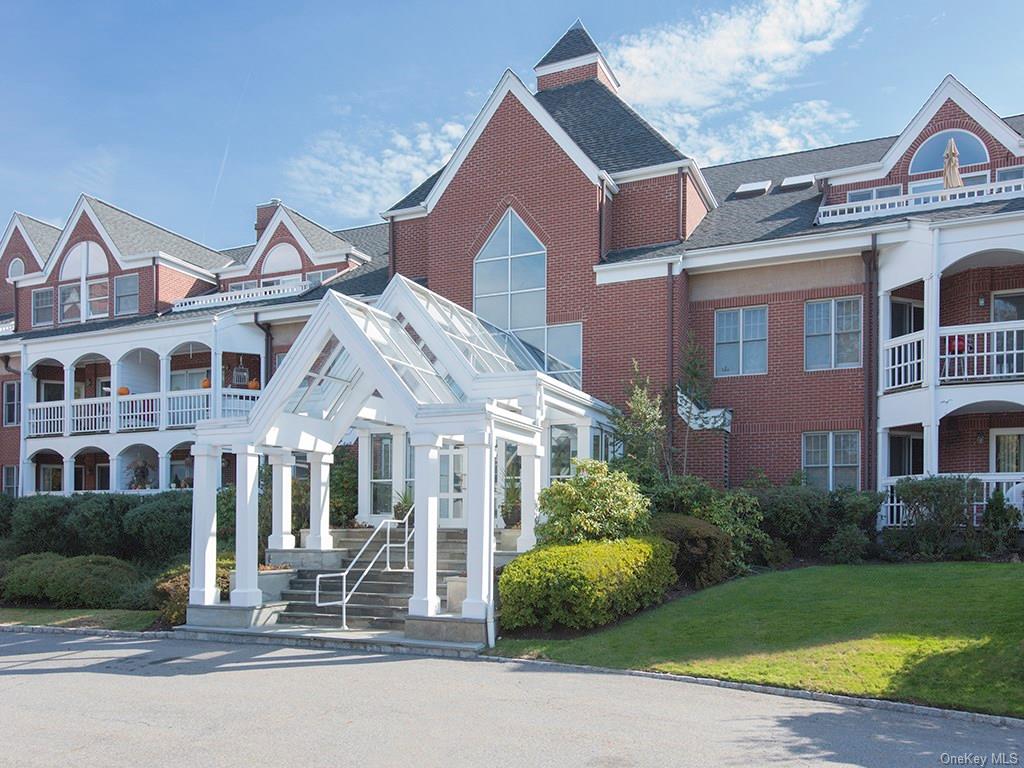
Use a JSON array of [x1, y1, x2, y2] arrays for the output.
[[286, 334, 361, 419]]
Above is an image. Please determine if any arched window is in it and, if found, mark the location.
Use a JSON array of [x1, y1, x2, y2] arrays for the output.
[[473, 209, 581, 385], [262, 243, 302, 276], [57, 241, 110, 323], [909, 130, 988, 175], [8, 258, 24, 279]]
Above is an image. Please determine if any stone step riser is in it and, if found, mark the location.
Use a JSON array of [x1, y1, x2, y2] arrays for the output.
[[281, 591, 415, 607], [276, 614, 406, 631], [284, 604, 406, 619]]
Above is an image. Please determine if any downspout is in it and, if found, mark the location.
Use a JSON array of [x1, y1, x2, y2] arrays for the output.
[[387, 217, 395, 278], [597, 179, 606, 258], [863, 235, 879, 491], [666, 262, 675, 475], [254, 312, 273, 384], [152, 257, 159, 312]]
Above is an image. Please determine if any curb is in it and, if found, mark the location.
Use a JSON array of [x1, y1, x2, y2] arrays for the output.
[[0, 624, 177, 641], [481, 654, 1024, 730]]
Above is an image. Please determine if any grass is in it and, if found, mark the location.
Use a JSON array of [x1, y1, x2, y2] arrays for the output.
[[494, 562, 1024, 717], [0, 607, 159, 632]]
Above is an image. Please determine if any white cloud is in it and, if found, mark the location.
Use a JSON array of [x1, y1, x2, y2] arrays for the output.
[[285, 121, 464, 223], [607, 0, 867, 164], [61, 146, 120, 199]]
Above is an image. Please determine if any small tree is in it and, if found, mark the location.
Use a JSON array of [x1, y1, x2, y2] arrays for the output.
[[894, 475, 981, 558], [611, 360, 667, 490], [677, 332, 711, 475], [981, 488, 1021, 555]]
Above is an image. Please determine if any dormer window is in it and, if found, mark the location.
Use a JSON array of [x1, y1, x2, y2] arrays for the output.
[[909, 129, 988, 175], [8, 258, 24, 279], [847, 185, 901, 204]]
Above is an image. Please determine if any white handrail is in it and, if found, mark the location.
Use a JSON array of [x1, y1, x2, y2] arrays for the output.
[[171, 281, 310, 312], [314, 506, 414, 630], [817, 177, 1024, 223]]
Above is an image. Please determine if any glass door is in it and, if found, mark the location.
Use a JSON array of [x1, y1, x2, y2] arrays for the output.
[[438, 442, 466, 528]]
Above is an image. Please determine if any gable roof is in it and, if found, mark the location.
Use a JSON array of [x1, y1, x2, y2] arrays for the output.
[[536, 20, 600, 68], [283, 206, 351, 254], [85, 196, 233, 271], [15, 214, 60, 265]]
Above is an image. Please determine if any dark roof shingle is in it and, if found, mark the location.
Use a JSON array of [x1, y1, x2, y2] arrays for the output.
[[536, 23, 600, 68]]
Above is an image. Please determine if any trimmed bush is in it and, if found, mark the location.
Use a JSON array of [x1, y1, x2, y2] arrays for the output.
[[750, 484, 829, 557], [45, 555, 139, 608], [154, 558, 233, 626], [65, 493, 143, 559], [498, 537, 677, 631], [894, 475, 981, 559], [651, 514, 731, 588], [10, 495, 76, 555], [2, 552, 66, 602], [537, 459, 651, 545], [693, 490, 768, 572], [0, 492, 14, 538], [822, 523, 869, 564], [648, 475, 718, 517], [122, 492, 193, 565], [114, 578, 159, 611], [981, 488, 1021, 555]]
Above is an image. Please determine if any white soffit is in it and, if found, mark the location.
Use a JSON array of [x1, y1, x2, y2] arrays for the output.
[[735, 180, 772, 197], [779, 174, 815, 190]]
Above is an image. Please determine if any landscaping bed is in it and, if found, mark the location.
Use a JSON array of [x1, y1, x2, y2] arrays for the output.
[[0, 607, 159, 632], [494, 562, 1024, 718]]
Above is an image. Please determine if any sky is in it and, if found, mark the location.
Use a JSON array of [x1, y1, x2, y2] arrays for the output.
[[2, 0, 1023, 250]]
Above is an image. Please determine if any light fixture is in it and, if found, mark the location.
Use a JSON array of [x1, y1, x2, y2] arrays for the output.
[[977, 431, 986, 445], [979, 296, 986, 307]]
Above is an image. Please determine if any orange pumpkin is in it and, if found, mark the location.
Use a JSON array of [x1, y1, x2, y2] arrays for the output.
[[247, 379, 261, 391], [117, 386, 130, 396], [200, 377, 212, 389]]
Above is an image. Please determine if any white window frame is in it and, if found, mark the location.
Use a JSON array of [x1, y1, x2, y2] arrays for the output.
[[305, 268, 337, 287], [846, 184, 901, 204], [31, 288, 53, 327], [96, 377, 111, 397], [39, 380, 64, 402], [802, 431, 861, 491], [805, 296, 863, 371], [991, 288, 1024, 322], [58, 283, 82, 324], [229, 280, 259, 292], [87, 278, 109, 320], [2, 465, 19, 497], [888, 431, 924, 478], [996, 165, 1024, 182], [114, 274, 140, 316], [890, 297, 924, 338], [3, 381, 20, 426], [370, 432, 393, 516], [909, 130, 990, 176], [261, 275, 302, 288], [39, 464, 62, 493], [169, 368, 210, 392], [549, 424, 578, 481], [714, 305, 768, 378], [908, 171, 988, 196], [990, 428, 1024, 474]]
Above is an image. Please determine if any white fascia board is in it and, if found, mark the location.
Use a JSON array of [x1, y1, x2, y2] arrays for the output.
[[609, 159, 719, 210], [822, 75, 1024, 185], [593, 255, 684, 285], [388, 71, 606, 220], [533, 51, 621, 89], [148, 252, 218, 283], [0, 214, 47, 270], [32, 196, 128, 281], [926, 207, 1024, 231], [383, 204, 427, 221]]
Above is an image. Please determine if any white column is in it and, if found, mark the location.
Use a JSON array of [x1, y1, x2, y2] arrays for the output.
[[306, 450, 334, 550], [576, 420, 593, 461], [923, 422, 939, 476], [408, 432, 441, 617], [62, 455, 75, 495], [158, 452, 171, 491], [878, 289, 891, 392], [875, 427, 890, 531], [21, 460, 35, 495], [462, 430, 494, 620], [356, 429, 372, 523], [109, 453, 122, 491], [391, 429, 406, 508], [230, 444, 262, 607], [923, 273, 940, 387], [109, 360, 119, 434], [189, 443, 221, 605], [540, 423, 551, 488], [267, 450, 296, 550], [158, 353, 170, 430], [517, 444, 542, 552], [63, 364, 74, 436]]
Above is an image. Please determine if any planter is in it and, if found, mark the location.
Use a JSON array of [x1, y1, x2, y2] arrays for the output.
[[445, 576, 467, 615], [228, 568, 296, 602], [496, 528, 521, 551]]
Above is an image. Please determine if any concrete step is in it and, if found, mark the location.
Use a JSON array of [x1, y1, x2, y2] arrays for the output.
[[288, 577, 449, 595], [276, 612, 406, 631], [283, 601, 407, 619], [281, 590, 413, 607]]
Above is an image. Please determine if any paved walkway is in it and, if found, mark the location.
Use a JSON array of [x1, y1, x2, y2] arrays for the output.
[[0, 631, 1019, 767]]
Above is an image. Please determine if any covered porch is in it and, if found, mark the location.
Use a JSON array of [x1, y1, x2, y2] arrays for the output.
[[185, 276, 612, 647]]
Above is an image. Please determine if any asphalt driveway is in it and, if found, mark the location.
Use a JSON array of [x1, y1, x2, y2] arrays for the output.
[[0, 631, 1019, 767]]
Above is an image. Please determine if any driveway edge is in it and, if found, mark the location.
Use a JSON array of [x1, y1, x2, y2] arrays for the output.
[[0, 624, 176, 640], [482, 654, 1024, 730]]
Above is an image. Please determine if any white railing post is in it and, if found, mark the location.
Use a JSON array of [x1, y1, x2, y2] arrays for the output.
[[62, 365, 74, 437]]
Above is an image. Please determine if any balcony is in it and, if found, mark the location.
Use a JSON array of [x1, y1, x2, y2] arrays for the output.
[[171, 281, 311, 312], [26, 388, 261, 438], [881, 473, 1024, 527], [882, 321, 1024, 392], [817, 176, 1024, 224]]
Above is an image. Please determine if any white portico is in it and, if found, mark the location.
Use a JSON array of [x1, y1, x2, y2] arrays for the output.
[[185, 275, 612, 646]]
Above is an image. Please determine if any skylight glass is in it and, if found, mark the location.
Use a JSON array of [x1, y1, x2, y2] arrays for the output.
[[285, 335, 360, 419]]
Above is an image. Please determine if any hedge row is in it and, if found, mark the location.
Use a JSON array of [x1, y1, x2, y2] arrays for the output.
[[2, 553, 143, 609]]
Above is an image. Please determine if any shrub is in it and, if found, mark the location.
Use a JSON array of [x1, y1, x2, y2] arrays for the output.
[[0, 493, 14, 538], [895, 475, 980, 558], [693, 490, 768, 572], [763, 538, 794, 568], [114, 578, 159, 611], [648, 475, 717, 517], [122, 492, 193, 565], [498, 537, 677, 631], [981, 488, 1021, 555], [2, 552, 66, 602], [822, 523, 869, 564], [750, 484, 829, 556], [45, 555, 139, 608], [154, 558, 233, 626], [10, 495, 76, 555], [536, 459, 651, 545], [65, 494, 143, 559], [650, 514, 731, 588]]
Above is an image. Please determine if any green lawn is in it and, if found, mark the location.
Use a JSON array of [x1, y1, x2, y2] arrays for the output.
[[0, 607, 159, 632], [495, 562, 1024, 717]]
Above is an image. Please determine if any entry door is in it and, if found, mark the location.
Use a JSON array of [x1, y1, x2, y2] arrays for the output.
[[438, 442, 466, 528]]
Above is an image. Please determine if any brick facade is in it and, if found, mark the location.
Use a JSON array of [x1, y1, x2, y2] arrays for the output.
[[536, 62, 616, 92]]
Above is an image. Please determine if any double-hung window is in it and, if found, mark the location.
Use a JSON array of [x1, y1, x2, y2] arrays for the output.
[[3, 381, 20, 426], [803, 431, 860, 490], [114, 274, 140, 316], [549, 425, 578, 481], [230, 280, 259, 292], [59, 284, 81, 323], [87, 279, 109, 319], [306, 269, 337, 287], [805, 297, 862, 370], [32, 288, 53, 327], [2, 465, 18, 497], [715, 306, 767, 376], [996, 166, 1024, 182]]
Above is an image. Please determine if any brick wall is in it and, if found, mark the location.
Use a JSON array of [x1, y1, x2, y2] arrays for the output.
[[157, 265, 215, 312], [0, 228, 41, 316], [222, 221, 352, 290], [940, 413, 1024, 473], [940, 265, 1024, 326], [536, 62, 616, 92], [609, 174, 680, 251]]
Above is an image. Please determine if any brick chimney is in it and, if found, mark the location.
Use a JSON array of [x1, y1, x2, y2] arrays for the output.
[[255, 199, 282, 241], [534, 19, 619, 93]]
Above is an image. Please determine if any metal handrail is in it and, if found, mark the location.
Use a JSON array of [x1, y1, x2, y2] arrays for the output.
[[314, 506, 414, 630]]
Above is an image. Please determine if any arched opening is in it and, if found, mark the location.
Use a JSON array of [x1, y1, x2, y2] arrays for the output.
[[29, 449, 64, 493], [167, 341, 213, 426], [26, 358, 66, 437], [169, 441, 195, 489], [909, 129, 989, 175], [73, 446, 111, 491], [118, 444, 159, 491]]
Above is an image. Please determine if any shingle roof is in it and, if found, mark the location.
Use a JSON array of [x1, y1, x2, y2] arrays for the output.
[[86, 196, 233, 271], [536, 21, 600, 68], [218, 244, 254, 264], [15, 214, 61, 263], [389, 167, 445, 211], [322, 222, 390, 298], [284, 206, 350, 254]]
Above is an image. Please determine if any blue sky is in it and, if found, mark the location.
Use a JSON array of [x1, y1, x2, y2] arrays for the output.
[[2, 0, 1022, 249]]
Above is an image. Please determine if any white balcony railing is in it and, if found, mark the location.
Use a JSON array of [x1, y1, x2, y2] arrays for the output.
[[883, 331, 925, 390], [938, 321, 1024, 383], [26, 389, 263, 437], [881, 473, 1024, 527], [171, 282, 310, 312], [817, 177, 1024, 223]]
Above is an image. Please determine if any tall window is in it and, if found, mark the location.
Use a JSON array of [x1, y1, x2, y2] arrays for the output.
[[371, 433, 393, 515], [2, 465, 18, 497], [58, 241, 109, 323], [473, 209, 581, 385], [3, 381, 20, 426], [115, 274, 140, 316], [805, 297, 862, 370], [994, 430, 1024, 473], [803, 431, 860, 490], [8, 258, 24, 280], [715, 306, 767, 376], [32, 288, 53, 327], [549, 425, 578, 481]]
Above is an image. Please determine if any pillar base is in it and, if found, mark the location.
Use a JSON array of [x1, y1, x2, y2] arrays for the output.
[[408, 595, 440, 617], [188, 588, 219, 606], [516, 533, 536, 552], [459, 598, 489, 620], [267, 533, 296, 550], [305, 534, 334, 550], [229, 588, 262, 607]]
